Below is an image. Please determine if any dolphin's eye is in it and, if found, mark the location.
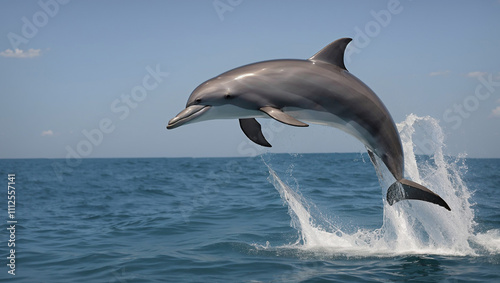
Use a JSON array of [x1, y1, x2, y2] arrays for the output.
[[195, 98, 202, 103], [224, 94, 232, 99]]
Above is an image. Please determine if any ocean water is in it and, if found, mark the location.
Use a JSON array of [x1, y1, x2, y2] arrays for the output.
[[1, 115, 499, 282]]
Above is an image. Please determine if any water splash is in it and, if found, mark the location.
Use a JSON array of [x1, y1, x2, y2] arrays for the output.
[[265, 114, 498, 256]]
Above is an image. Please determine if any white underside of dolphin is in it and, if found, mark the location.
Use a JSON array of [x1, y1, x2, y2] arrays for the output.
[[167, 38, 451, 211]]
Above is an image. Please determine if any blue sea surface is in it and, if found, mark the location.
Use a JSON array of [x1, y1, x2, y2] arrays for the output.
[[1, 116, 500, 282], [0, 153, 499, 282]]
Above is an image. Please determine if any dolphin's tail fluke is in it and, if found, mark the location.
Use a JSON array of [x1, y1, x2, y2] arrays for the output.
[[387, 179, 451, 211]]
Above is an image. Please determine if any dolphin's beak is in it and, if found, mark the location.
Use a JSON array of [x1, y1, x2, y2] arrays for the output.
[[167, 105, 211, 129]]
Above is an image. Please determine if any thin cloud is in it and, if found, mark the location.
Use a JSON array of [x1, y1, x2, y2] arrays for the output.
[[466, 71, 488, 78], [492, 100, 500, 118], [0, 48, 41, 58], [41, 130, 54, 137], [491, 106, 500, 118], [429, 70, 450, 76]]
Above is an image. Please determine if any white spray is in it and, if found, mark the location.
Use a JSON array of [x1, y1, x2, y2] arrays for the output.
[[265, 114, 498, 256]]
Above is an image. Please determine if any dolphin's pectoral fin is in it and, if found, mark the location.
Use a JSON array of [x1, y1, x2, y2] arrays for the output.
[[239, 118, 272, 147], [260, 106, 309, 127], [387, 179, 451, 211]]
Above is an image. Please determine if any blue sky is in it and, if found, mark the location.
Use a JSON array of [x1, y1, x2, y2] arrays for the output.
[[1, 0, 499, 159]]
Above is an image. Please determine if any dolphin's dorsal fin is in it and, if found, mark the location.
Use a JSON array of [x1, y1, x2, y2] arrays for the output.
[[308, 38, 352, 70], [239, 118, 272, 147], [260, 106, 309, 127]]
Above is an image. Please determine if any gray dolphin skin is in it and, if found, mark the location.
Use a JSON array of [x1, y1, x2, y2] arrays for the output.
[[167, 38, 451, 211]]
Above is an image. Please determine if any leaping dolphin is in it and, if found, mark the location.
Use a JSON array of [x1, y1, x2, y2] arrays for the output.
[[167, 38, 451, 211]]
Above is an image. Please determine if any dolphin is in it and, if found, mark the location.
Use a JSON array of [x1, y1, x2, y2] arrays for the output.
[[167, 38, 451, 211]]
